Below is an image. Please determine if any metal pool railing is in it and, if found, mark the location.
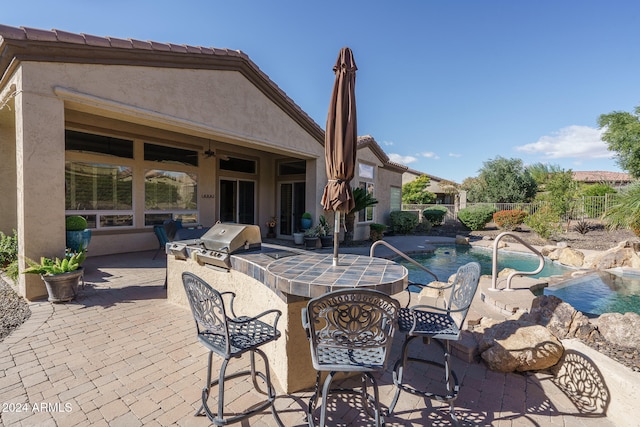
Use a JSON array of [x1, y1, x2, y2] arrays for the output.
[[369, 240, 439, 282], [489, 231, 545, 292]]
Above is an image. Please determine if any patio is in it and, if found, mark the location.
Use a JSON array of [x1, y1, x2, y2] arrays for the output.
[[0, 246, 616, 426]]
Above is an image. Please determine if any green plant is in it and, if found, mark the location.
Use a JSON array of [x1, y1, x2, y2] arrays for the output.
[[344, 187, 379, 243], [23, 249, 86, 276], [304, 226, 319, 238], [603, 182, 640, 236], [389, 211, 419, 234], [525, 206, 561, 240], [493, 210, 528, 231], [318, 215, 331, 236], [422, 206, 448, 226], [301, 212, 312, 220], [5, 260, 19, 282], [0, 229, 18, 269], [65, 215, 88, 231], [369, 223, 386, 241], [457, 205, 496, 231], [573, 219, 592, 235]]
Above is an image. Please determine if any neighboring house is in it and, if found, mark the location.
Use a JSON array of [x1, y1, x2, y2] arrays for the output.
[[0, 24, 405, 300], [402, 168, 458, 204], [572, 171, 633, 189]]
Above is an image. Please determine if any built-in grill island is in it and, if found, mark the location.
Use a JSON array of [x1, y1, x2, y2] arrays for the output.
[[167, 223, 262, 270], [165, 221, 408, 393]]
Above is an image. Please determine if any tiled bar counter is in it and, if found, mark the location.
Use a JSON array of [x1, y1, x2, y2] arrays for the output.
[[166, 245, 408, 393]]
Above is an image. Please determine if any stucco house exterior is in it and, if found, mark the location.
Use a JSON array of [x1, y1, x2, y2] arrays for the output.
[[402, 168, 459, 204], [0, 24, 406, 300]]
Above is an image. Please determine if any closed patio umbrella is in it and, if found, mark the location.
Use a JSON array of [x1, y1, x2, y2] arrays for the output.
[[321, 47, 358, 266]]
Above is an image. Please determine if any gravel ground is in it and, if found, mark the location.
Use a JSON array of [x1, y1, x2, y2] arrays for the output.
[[0, 276, 31, 343]]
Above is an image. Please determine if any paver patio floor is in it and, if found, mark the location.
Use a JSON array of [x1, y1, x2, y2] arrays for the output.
[[0, 249, 615, 426]]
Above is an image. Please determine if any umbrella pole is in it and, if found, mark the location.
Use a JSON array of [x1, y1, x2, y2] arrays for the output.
[[333, 212, 340, 266]]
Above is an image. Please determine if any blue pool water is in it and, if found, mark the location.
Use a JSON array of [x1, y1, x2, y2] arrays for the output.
[[400, 244, 571, 284], [399, 244, 640, 316], [543, 272, 640, 316]]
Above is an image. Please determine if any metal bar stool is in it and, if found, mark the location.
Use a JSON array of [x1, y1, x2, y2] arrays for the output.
[[388, 262, 481, 424], [302, 288, 400, 427], [182, 272, 283, 426]]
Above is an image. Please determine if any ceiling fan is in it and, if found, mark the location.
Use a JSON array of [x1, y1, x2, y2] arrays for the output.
[[202, 140, 215, 158]]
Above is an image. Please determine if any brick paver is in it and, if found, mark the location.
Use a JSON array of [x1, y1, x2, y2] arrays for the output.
[[0, 249, 619, 426]]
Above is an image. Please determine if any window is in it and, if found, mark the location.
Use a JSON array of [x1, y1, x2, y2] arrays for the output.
[[144, 143, 198, 166], [278, 160, 306, 176], [390, 186, 402, 212], [65, 130, 133, 159], [357, 162, 376, 223], [220, 157, 256, 173], [65, 162, 133, 228], [358, 182, 375, 222], [219, 179, 255, 224], [145, 170, 198, 225]]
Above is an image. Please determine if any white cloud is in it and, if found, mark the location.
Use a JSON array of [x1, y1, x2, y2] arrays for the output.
[[420, 151, 440, 160], [448, 153, 462, 158], [515, 125, 612, 159], [382, 140, 394, 146], [388, 153, 418, 164]]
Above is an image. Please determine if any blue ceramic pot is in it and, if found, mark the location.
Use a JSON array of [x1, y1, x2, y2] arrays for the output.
[[66, 229, 92, 252]]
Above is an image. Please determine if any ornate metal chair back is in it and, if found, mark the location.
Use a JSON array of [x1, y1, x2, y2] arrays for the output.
[[445, 262, 481, 328]]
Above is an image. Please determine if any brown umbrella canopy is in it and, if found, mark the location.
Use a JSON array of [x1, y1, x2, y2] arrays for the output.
[[321, 47, 358, 214]]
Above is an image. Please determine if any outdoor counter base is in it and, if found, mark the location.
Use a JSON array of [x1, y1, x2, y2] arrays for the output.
[[166, 250, 407, 393]]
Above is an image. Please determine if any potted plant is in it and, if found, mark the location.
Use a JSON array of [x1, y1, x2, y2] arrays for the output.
[[301, 212, 312, 231], [265, 217, 277, 238], [304, 226, 319, 250], [318, 215, 333, 248], [66, 215, 91, 252], [23, 249, 86, 303]]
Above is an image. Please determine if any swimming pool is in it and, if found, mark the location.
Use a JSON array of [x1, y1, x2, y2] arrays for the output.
[[399, 244, 640, 316], [400, 244, 571, 284], [543, 271, 640, 316]]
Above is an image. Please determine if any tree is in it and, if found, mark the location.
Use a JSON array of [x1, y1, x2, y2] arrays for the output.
[[598, 105, 640, 178], [460, 176, 487, 203], [535, 170, 577, 228], [603, 182, 640, 236], [343, 187, 378, 244], [526, 162, 563, 189], [472, 156, 537, 203], [401, 175, 436, 204]]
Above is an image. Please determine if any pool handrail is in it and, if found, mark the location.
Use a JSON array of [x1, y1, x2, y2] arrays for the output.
[[489, 231, 545, 292], [369, 240, 439, 282]]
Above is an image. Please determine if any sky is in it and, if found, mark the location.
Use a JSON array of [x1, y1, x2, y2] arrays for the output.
[[4, 1, 640, 183]]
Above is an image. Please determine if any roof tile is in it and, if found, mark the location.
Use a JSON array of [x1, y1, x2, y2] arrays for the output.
[[149, 41, 171, 52], [168, 43, 188, 53], [23, 26, 58, 42], [129, 38, 153, 50], [106, 36, 133, 49], [52, 29, 86, 44], [0, 24, 26, 40], [81, 33, 111, 47]]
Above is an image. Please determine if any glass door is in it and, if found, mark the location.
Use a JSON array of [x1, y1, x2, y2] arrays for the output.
[[279, 181, 305, 236], [220, 179, 255, 224]]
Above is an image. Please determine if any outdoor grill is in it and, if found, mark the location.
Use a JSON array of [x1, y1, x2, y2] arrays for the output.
[[166, 223, 261, 270]]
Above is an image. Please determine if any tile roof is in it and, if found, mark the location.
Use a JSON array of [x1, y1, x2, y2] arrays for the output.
[[0, 24, 323, 142], [357, 135, 408, 172], [572, 171, 633, 183]]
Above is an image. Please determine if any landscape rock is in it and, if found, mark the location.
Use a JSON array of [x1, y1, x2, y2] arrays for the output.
[[455, 235, 470, 245], [593, 312, 640, 349], [587, 245, 640, 270], [479, 319, 564, 372], [520, 295, 597, 340], [557, 248, 585, 267]]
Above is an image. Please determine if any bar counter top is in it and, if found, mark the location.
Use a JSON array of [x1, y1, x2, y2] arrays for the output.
[[230, 245, 408, 301]]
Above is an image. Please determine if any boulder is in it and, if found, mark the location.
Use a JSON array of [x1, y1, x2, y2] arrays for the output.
[[479, 319, 564, 372], [455, 235, 470, 245], [520, 295, 597, 340], [593, 312, 640, 349], [557, 248, 585, 267], [588, 246, 640, 270]]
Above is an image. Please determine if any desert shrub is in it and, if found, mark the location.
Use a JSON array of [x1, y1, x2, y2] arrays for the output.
[[389, 211, 419, 234], [525, 206, 561, 239], [457, 205, 496, 231], [493, 210, 528, 231], [415, 220, 432, 234], [0, 230, 18, 269], [573, 219, 591, 235], [65, 215, 88, 231], [422, 206, 448, 226]]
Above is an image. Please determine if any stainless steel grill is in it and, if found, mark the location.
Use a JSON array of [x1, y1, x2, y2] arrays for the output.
[[167, 223, 262, 270]]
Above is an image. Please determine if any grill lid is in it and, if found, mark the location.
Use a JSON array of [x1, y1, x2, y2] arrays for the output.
[[200, 223, 262, 253]]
